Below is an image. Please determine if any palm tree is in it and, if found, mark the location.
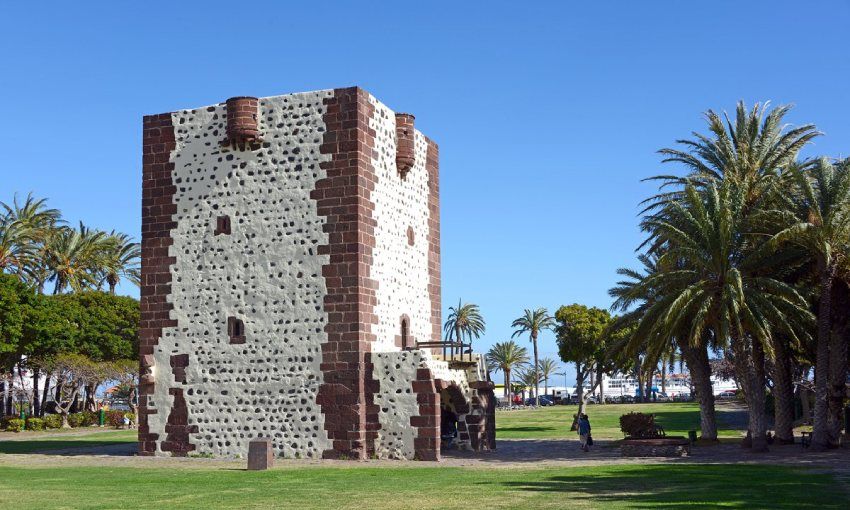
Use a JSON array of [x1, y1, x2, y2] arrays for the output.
[[513, 366, 543, 402], [1, 193, 63, 289], [639, 181, 812, 451], [645, 102, 819, 218], [44, 223, 108, 294], [761, 158, 850, 449], [98, 231, 141, 294], [511, 308, 555, 406], [443, 300, 486, 357], [0, 221, 33, 275], [485, 341, 529, 398], [537, 357, 559, 397]]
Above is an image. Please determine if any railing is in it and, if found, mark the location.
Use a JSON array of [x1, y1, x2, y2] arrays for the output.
[[414, 340, 474, 363]]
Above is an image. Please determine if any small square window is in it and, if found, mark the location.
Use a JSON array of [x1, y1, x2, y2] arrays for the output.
[[215, 215, 231, 236], [228, 316, 245, 344]]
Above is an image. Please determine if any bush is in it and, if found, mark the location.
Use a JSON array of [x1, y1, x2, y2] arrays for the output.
[[43, 414, 63, 429], [67, 413, 84, 428], [0, 415, 17, 430], [5, 418, 25, 432], [619, 412, 658, 438], [26, 417, 45, 431], [107, 410, 128, 428]]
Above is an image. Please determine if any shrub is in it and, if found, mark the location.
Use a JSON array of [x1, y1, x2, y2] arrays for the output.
[[5, 418, 25, 432], [619, 412, 657, 438], [107, 410, 132, 428], [67, 413, 84, 428], [80, 411, 98, 426], [125, 412, 136, 425], [0, 415, 17, 430], [26, 417, 45, 431], [43, 414, 63, 429]]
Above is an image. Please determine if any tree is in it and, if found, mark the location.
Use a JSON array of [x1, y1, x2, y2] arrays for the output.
[[443, 299, 486, 356], [761, 158, 850, 449], [52, 354, 106, 428], [555, 304, 611, 427], [640, 182, 812, 451], [511, 308, 555, 406], [44, 223, 108, 294], [640, 102, 819, 451], [485, 341, 529, 397], [98, 231, 141, 295], [0, 274, 36, 415], [513, 366, 543, 401], [537, 357, 559, 397]]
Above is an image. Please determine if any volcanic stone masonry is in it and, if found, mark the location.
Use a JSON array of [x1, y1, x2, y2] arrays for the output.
[[139, 87, 496, 461]]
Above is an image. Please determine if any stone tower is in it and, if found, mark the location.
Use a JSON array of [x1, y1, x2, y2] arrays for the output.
[[139, 87, 494, 461]]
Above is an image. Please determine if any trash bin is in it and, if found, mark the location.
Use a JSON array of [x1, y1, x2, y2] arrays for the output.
[[19, 410, 26, 430], [688, 430, 698, 443]]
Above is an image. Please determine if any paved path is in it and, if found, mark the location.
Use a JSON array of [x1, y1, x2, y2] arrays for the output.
[[1, 435, 847, 477]]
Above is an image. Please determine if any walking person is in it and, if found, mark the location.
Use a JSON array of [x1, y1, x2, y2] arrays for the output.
[[578, 413, 592, 452]]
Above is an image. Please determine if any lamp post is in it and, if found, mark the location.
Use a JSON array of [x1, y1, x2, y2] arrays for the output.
[[556, 371, 567, 402]]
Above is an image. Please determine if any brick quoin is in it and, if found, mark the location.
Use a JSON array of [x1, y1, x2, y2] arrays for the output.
[[313, 87, 380, 460], [411, 369, 441, 461], [138, 112, 178, 456], [426, 139, 442, 344]]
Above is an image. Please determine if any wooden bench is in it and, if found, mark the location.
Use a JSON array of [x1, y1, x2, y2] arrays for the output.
[[800, 431, 811, 448]]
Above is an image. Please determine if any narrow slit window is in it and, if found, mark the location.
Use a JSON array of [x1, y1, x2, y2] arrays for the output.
[[401, 318, 409, 350], [215, 215, 231, 236], [228, 316, 245, 344]]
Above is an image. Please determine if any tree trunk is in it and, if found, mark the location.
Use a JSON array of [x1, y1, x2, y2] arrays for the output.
[[661, 362, 667, 395], [597, 364, 605, 404], [532, 333, 540, 407], [828, 278, 850, 445], [812, 267, 834, 450], [32, 367, 40, 417], [571, 364, 585, 431], [40, 372, 51, 417], [634, 355, 643, 402], [746, 338, 769, 452], [504, 368, 510, 398], [681, 343, 717, 440], [771, 336, 796, 444]]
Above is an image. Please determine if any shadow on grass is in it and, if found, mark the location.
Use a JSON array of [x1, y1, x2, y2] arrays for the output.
[[0, 438, 136, 455], [496, 426, 553, 433], [491, 464, 847, 509]]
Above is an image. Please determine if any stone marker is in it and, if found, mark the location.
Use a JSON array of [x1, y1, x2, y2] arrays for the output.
[[247, 438, 273, 470]]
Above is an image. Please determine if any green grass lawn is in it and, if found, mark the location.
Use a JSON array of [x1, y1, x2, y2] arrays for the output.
[[496, 403, 744, 439], [0, 429, 136, 454], [0, 463, 844, 509]]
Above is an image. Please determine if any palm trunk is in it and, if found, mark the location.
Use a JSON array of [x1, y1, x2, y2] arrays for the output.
[[504, 368, 510, 398], [661, 363, 667, 395], [746, 338, 769, 452], [634, 355, 643, 402], [828, 278, 850, 445], [532, 332, 539, 407], [812, 266, 834, 449], [772, 336, 796, 444], [681, 343, 717, 440]]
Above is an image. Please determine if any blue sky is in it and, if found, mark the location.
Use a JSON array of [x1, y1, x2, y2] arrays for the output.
[[2, 1, 849, 384]]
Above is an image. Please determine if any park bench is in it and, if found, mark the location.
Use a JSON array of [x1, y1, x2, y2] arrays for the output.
[[800, 431, 811, 448]]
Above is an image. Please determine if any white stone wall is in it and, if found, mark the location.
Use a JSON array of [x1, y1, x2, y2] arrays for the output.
[[147, 90, 335, 458], [371, 349, 477, 459], [368, 96, 433, 352]]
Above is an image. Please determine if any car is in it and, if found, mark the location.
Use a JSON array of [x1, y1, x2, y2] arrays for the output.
[[717, 390, 738, 399], [525, 396, 555, 406]]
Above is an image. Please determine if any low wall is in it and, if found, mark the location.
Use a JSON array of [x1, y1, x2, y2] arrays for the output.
[[621, 437, 690, 457]]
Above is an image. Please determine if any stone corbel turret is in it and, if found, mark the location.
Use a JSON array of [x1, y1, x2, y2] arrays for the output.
[[395, 113, 415, 177], [140, 354, 156, 387], [222, 96, 262, 150]]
